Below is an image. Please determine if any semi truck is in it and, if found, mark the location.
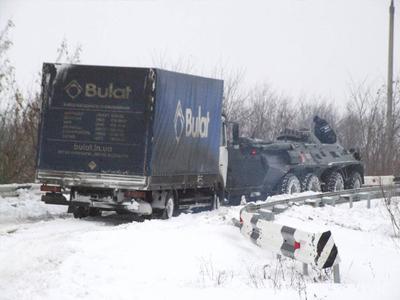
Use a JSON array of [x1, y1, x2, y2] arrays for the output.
[[37, 63, 227, 218]]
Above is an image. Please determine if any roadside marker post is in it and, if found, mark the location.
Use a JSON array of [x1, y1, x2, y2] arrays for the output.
[[238, 205, 341, 283]]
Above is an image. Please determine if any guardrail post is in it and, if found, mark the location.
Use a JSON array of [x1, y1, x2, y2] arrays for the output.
[[387, 188, 393, 201], [322, 196, 339, 206], [239, 208, 342, 285], [367, 194, 371, 209], [305, 198, 322, 207], [259, 209, 275, 221], [349, 195, 353, 208], [302, 263, 309, 276], [322, 197, 329, 206], [272, 205, 287, 214], [333, 264, 341, 283]]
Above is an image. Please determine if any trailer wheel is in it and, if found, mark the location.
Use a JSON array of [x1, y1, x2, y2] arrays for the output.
[[88, 208, 102, 217], [72, 206, 88, 219], [346, 171, 362, 189], [325, 171, 344, 192], [279, 173, 301, 194], [161, 193, 176, 220], [301, 174, 321, 192]]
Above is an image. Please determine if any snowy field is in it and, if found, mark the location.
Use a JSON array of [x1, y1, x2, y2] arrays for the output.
[[0, 190, 399, 300]]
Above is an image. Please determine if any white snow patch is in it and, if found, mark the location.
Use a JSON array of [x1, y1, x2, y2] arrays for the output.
[[0, 189, 67, 233], [0, 192, 399, 299]]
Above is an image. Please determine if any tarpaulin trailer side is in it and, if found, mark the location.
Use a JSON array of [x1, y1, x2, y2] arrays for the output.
[[148, 69, 223, 189]]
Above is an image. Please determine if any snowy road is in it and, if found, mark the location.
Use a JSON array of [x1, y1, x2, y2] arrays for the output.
[[0, 191, 399, 300]]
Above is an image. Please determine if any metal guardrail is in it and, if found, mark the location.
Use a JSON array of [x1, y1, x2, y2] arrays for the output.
[[243, 183, 400, 214], [364, 175, 395, 186], [0, 183, 41, 197]]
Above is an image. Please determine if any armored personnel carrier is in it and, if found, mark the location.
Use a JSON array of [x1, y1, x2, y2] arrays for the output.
[[225, 120, 364, 203]]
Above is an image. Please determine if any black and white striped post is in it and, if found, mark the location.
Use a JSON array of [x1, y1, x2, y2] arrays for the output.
[[239, 204, 341, 283]]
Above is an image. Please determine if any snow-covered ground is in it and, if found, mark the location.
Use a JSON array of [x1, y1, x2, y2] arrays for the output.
[[0, 191, 399, 300]]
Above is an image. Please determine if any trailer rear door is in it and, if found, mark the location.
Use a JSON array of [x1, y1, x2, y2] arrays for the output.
[[37, 64, 150, 176]]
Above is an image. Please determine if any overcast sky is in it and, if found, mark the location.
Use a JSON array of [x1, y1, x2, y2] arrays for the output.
[[0, 0, 398, 105]]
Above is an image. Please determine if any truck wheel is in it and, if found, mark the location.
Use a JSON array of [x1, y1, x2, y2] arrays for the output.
[[161, 193, 176, 220], [325, 171, 344, 192], [346, 171, 362, 189], [72, 206, 88, 219], [279, 173, 301, 194], [88, 208, 102, 217], [301, 174, 321, 192]]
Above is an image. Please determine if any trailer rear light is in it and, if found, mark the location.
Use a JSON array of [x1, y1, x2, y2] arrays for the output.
[[294, 241, 301, 250], [40, 184, 61, 193], [124, 190, 146, 199], [251, 149, 257, 156]]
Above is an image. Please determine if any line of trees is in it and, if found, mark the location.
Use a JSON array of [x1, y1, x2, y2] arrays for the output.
[[0, 21, 399, 183], [222, 73, 400, 177]]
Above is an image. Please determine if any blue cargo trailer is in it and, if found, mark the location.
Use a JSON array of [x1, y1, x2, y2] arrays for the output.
[[37, 63, 225, 218]]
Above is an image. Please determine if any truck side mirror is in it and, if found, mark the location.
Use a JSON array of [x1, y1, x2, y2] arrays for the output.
[[232, 123, 239, 145]]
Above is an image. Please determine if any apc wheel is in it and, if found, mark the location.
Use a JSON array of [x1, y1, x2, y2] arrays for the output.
[[301, 174, 321, 192], [325, 171, 344, 192], [279, 173, 301, 194], [346, 171, 362, 189]]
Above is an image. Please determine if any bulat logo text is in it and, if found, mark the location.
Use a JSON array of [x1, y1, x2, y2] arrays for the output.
[[185, 106, 210, 138], [174, 100, 210, 143], [85, 83, 132, 99], [65, 80, 132, 100]]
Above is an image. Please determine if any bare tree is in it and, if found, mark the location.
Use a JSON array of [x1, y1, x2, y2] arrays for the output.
[[211, 65, 248, 124], [295, 97, 339, 130], [0, 30, 83, 183], [0, 20, 15, 99], [55, 38, 82, 64], [151, 51, 196, 74], [243, 84, 279, 140]]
